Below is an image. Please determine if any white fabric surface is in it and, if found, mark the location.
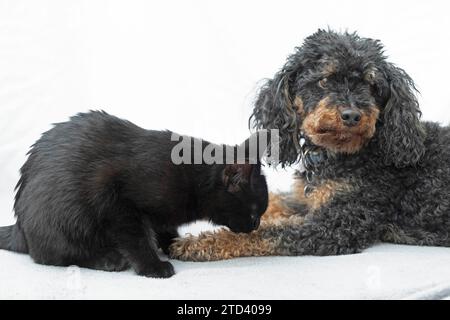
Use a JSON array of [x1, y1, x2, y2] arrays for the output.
[[1, 243, 450, 299], [1, 1, 450, 299]]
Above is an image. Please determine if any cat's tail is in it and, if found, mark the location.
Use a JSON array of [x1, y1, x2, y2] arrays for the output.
[[0, 224, 28, 253]]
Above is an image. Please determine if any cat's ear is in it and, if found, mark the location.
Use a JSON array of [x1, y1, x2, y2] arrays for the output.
[[238, 130, 270, 164], [222, 164, 253, 193]]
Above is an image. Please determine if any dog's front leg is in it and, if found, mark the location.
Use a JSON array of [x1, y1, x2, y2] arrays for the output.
[[169, 193, 300, 262], [169, 215, 305, 262], [170, 197, 384, 260], [266, 201, 384, 256]]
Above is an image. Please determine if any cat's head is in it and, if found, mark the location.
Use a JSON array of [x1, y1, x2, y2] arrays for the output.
[[207, 132, 269, 233], [211, 162, 268, 233]]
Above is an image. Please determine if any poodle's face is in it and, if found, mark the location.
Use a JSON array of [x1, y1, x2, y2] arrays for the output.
[[294, 52, 382, 154], [252, 30, 425, 167]]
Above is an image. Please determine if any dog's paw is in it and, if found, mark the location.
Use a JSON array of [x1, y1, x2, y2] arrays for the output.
[[169, 227, 279, 261], [137, 261, 175, 278], [169, 236, 210, 262], [169, 233, 225, 262]]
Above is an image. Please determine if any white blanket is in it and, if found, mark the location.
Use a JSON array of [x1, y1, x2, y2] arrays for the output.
[[1, 239, 450, 299]]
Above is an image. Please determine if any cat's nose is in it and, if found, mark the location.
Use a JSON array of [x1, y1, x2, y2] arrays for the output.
[[251, 214, 260, 230]]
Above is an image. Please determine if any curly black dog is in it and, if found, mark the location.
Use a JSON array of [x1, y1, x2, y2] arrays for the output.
[[0, 111, 268, 276], [170, 29, 450, 261]]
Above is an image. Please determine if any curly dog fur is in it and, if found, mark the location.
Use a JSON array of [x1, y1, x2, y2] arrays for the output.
[[170, 29, 450, 261]]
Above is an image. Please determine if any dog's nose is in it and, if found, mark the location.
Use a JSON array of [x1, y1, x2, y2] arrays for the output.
[[251, 214, 260, 230], [340, 108, 361, 127]]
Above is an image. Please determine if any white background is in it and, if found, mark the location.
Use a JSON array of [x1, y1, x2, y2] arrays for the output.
[[1, 1, 450, 224], [1, 0, 450, 299]]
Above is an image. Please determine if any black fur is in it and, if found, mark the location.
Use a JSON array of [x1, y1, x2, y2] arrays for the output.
[[0, 111, 268, 277], [252, 29, 450, 255]]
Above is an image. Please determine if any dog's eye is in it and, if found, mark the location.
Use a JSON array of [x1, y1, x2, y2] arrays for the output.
[[318, 78, 328, 89]]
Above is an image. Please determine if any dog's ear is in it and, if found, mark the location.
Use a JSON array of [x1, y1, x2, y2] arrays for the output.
[[250, 60, 303, 167], [377, 63, 426, 167]]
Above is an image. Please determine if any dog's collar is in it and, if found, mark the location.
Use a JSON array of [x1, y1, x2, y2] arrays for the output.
[[297, 132, 327, 196]]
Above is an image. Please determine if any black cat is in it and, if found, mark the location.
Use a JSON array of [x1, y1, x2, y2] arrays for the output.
[[0, 111, 268, 278]]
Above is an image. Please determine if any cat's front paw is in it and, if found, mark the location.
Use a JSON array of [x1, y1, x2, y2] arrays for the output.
[[137, 261, 175, 278]]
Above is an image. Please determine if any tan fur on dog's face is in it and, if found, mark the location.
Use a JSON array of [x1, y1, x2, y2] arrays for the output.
[[300, 97, 380, 154]]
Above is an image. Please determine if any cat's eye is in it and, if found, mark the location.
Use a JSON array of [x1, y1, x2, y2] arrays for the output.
[[318, 78, 328, 89]]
